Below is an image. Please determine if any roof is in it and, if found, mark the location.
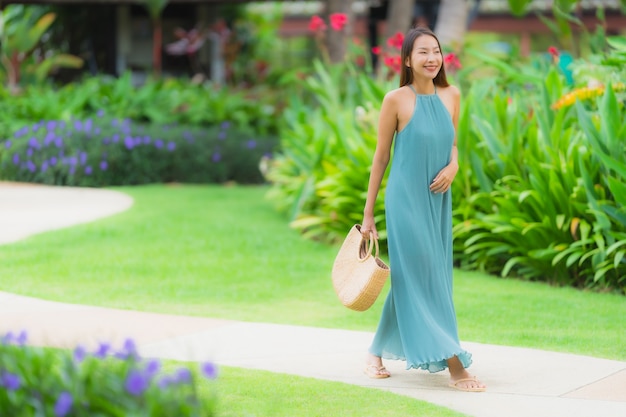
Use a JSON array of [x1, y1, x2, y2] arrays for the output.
[[477, 0, 623, 13], [3, 0, 623, 14]]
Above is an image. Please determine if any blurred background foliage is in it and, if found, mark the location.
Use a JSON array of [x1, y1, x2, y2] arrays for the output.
[[0, 0, 624, 293]]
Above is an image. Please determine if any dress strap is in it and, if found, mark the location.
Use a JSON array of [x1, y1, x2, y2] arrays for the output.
[[434, 84, 437, 93], [408, 85, 417, 96]]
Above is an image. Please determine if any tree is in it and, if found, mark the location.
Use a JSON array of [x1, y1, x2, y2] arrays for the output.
[[142, 0, 169, 78], [324, 0, 355, 63], [434, 0, 469, 51], [383, 0, 414, 52]]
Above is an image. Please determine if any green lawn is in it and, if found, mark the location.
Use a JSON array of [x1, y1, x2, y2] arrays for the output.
[[1, 184, 623, 360], [1, 184, 624, 416]]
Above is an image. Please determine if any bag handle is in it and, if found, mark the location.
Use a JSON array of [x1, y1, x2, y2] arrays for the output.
[[356, 225, 380, 262]]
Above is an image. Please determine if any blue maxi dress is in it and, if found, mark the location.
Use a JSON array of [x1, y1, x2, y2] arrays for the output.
[[368, 85, 472, 372]]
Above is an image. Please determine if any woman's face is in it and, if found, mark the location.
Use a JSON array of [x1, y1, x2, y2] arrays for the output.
[[405, 35, 442, 80]]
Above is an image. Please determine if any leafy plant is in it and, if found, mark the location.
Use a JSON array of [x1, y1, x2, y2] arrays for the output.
[[266, 58, 391, 243], [0, 331, 217, 416], [0, 5, 82, 93], [0, 116, 276, 186]]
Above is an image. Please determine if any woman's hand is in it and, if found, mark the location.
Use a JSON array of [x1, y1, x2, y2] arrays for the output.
[[361, 216, 379, 240], [430, 162, 458, 194]]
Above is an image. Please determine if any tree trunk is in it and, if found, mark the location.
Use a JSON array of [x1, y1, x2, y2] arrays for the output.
[[383, 0, 414, 51], [433, 0, 469, 51], [153, 17, 162, 78], [325, 0, 354, 63]]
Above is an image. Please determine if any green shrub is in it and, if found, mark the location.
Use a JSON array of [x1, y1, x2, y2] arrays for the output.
[[267, 39, 626, 293], [0, 331, 217, 416], [266, 60, 392, 243], [0, 116, 276, 186]]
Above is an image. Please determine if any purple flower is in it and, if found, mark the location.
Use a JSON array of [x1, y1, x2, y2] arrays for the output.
[[145, 359, 161, 378], [12, 154, 19, 165], [220, 121, 231, 130], [27, 161, 36, 173], [100, 161, 108, 171], [174, 367, 192, 384], [4, 140, 11, 149], [15, 330, 28, 345], [157, 375, 172, 390], [84, 166, 93, 175], [115, 338, 138, 359], [79, 152, 88, 165], [97, 110, 105, 118], [217, 131, 227, 140], [1, 372, 21, 391], [14, 126, 29, 138], [154, 139, 164, 149], [74, 345, 87, 363], [84, 119, 93, 133], [27, 148, 34, 157], [2, 331, 15, 344], [54, 392, 73, 416], [201, 362, 218, 380], [94, 342, 111, 359], [112, 134, 120, 143], [44, 132, 55, 146], [49, 156, 58, 166], [41, 161, 49, 173], [212, 152, 221, 163], [124, 136, 134, 150], [54, 137, 63, 148], [166, 142, 176, 152], [73, 120, 82, 131], [246, 140, 257, 149], [142, 136, 151, 145], [46, 121, 58, 131], [125, 370, 149, 396]]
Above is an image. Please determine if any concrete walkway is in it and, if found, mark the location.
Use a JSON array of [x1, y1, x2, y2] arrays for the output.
[[1, 182, 625, 417]]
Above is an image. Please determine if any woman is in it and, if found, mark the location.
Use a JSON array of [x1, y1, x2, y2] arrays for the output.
[[360, 27, 486, 392]]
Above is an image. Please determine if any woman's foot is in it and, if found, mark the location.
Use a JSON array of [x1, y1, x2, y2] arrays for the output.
[[364, 353, 390, 379], [448, 374, 486, 392], [447, 355, 486, 392]]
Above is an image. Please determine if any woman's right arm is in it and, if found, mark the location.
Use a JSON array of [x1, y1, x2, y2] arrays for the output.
[[362, 92, 398, 240]]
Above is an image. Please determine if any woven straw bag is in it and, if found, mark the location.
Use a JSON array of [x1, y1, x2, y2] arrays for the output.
[[332, 224, 390, 311]]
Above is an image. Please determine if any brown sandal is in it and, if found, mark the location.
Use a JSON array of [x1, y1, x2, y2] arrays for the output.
[[364, 364, 391, 379]]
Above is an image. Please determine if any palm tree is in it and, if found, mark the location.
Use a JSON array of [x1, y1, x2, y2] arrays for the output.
[[325, 0, 355, 63], [142, 0, 169, 78], [433, 0, 469, 51], [383, 0, 414, 51]]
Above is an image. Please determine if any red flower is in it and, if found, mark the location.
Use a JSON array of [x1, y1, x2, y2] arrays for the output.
[[384, 55, 402, 74], [548, 46, 559, 58], [371, 46, 382, 55], [308, 15, 326, 33], [444, 53, 462, 70], [387, 32, 404, 50], [329, 13, 348, 31]]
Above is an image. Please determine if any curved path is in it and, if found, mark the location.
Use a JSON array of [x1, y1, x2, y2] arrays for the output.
[[0, 182, 625, 417]]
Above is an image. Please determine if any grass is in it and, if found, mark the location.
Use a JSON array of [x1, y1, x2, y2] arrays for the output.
[[209, 366, 467, 417], [0, 184, 624, 417], [1, 184, 624, 361]]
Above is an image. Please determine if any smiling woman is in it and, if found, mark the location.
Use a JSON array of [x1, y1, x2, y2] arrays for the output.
[[360, 26, 486, 392]]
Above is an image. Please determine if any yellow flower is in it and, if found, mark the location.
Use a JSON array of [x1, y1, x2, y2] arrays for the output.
[[551, 82, 625, 110]]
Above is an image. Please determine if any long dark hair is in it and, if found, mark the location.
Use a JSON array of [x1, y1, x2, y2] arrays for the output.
[[399, 27, 449, 88]]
